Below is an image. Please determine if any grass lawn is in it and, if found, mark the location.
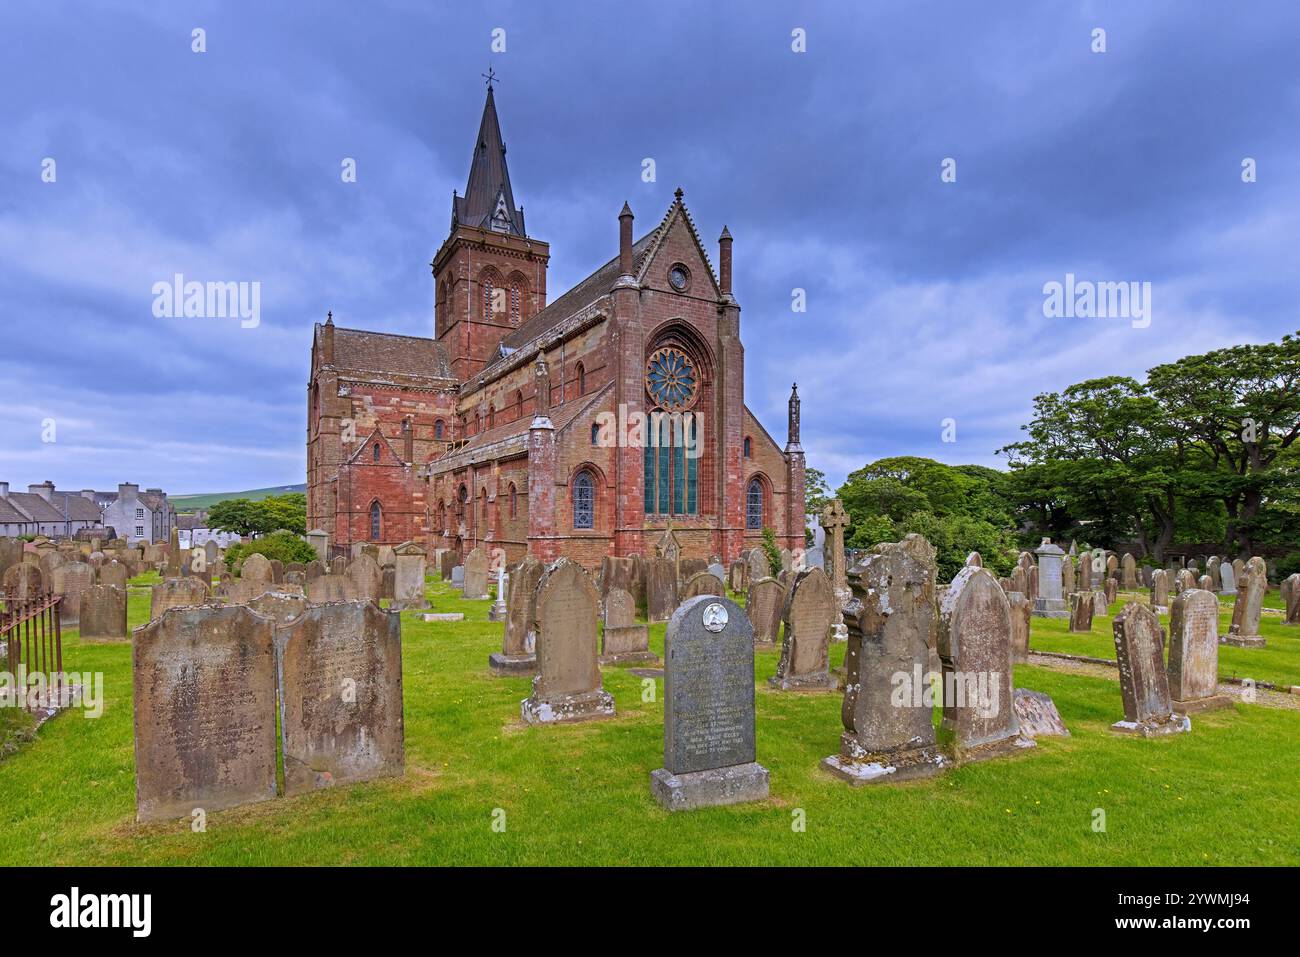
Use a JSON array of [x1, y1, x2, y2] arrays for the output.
[[1031, 592, 1300, 688], [0, 577, 1296, 866]]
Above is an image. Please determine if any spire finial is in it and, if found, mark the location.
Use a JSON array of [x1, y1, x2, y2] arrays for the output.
[[326, 310, 333, 325], [482, 66, 499, 91], [674, 186, 684, 202]]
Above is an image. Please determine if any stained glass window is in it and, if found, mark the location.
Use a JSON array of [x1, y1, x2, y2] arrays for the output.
[[644, 411, 698, 517], [573, 471, 594, 529], [645, 348, 697, 411], [369, 501, 382, 540], [746, 478, 763, 530]]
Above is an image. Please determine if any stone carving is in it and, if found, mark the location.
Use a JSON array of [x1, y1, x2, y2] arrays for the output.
[[1223, 557, 1266, 647]]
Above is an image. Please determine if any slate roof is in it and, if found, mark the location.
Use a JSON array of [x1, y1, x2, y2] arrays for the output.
[[6, 492, 64, 523], [331, 326, 454, 381], [48, 491, 103, 522], [0, 498, 30, 525], [452, 86, 526, 237]]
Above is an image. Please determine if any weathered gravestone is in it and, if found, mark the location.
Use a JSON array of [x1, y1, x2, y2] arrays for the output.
[[1110, 602, 1191, 736], [1007, 591, 1031, 663], [770, 567, 837, 691], [0, 537, 22, 581], [305, 560, 325, 581], [279, 601, 404, 796], [1121, 553, 1138, 589], [678, 558, 708, 586], [439, 550, 458, 581], [1198, 574, 1213, 592], [937, 565, 1031, 761], [490, 557, 544, 675], [79, 584, 127, 642], [133, 605, 278, 822], [1206, 556, 1221, 591], [745, 547, 768, 587], [1167, 589, 1230, 712], [599, 587, 655, 664], [204, 540, 219, 566], [1061, 555, 1075, 595], [599, 555, 639, 606], [99, 559, 128, 590], [1150, 568, 1170, 612], [1078, 551, 1092, 591], [1223, 557, 1266, 647], [645, 556, 678, 622], [1104, 578, 1118, 606], [1032, 539, 1067, 618], [247, 590, 308, 627], [269, 559, 285, 584], [707, 561, 727, 585], [347, 554, 383, 604], [392, 541, 428, 610], [450, 565, 464, 588], [51, 561, 94, 626], [1012, 688, 1070, 738], [306, 574, 360, 604], [822, 535, 948, 784], [1284, 573, 1300, 626], [727, 560, 747, 594], [462, 547, 489, 600], [1175, 568, 1197, 594], [241, 553, 273, 590], [650, 595, 769, 811], [381, 565, 396, 602], [965, 551, 983, 567], [1068, 591, 1094, 632], [149, 577, 209, 620], [746, 576, 784, 646], [1218, 560, 1237, 597], [682, 569, 724, 600], [520, 559, 614, 724], [1092, 589, 1108, 618]]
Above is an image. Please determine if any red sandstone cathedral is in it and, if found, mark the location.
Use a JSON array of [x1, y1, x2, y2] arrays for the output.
[[306, 84, 805, 568]]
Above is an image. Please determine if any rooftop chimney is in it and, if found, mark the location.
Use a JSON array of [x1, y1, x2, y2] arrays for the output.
[[0, 482, 8, 498], [80, 489, 96, 501], [29, 481, 54, 502]]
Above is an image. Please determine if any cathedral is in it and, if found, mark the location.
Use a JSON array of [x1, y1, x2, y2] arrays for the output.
[[306, 83, 806, 569]]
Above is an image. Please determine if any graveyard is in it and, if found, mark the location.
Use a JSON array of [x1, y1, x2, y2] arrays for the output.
[[0, 562, 1296, 867]]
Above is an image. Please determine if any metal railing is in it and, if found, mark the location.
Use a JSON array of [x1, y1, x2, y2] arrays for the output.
[[1, 590, 64, 711]]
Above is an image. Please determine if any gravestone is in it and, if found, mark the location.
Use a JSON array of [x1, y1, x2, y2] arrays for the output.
[[770, 567, 837, 691], [306, 574, 360, 604], [1121, 553, 1137, 589], [1198, 574, 1213, 592], [823, 535, 948, 784], [1167, 589, 1230, 712], [1150, 568, 1169, 612], [1232, 558, 1245, 583], [1206, 556, 1221, 591], [79, 585, 127, 642], [133, 605, 278, 822], [1007, 591, 1031, 663], [241, 553, 273, 589], [1012, 689, 1070, 738], [490, 557, 545, 674], [1284, 573, 1300, 626], [650, 595, 769, 811], [1061, 555, 1075, 595], [439, 550, 458, 581], [450, 565, 464, 588], [247, 590, 308, 627], [1078, 551, 1092, 591], [599, 555, 639, 606], [51, 561, 94, 626], [678, 557, 708, 586], [965, 551, 983, 567], [99, 559, 128, 590], [707, 562, 726, 584], [1218, 560, 1237, 597], [347, 554, 383, 604], [269, 559, 284, 584], [0, 537, 22, 581], [1223, 557, 1266, 647], [305, 560, 325, 581], [1032, 539, 1067, 618], [149, 577, 209, 620], [645, 556, 678, 622], [1110, 602, 1190, 736], [220, 577, 273, 605], [392, 542, 428, 610], [380, 566, 396, 601], [937, 565, 1030, 760], [520, 559, 615, 724], [462, 547, 489, 600], [306, 529, 329, 561], [746, 577, 784, 646], [727, 559, 747, 594], [1175, 568, 1196, 594], [280, 601, 405, 796], [1103, 578, 1117, 606], [682, 570, 724, 600], [1092, 589, 1107, 618], [599, 587, 655, 664], [654, 522, 683, 584], [1068, 591, 1094, 632], [204, 540, 219, 566], [745, 547, 768, 587]]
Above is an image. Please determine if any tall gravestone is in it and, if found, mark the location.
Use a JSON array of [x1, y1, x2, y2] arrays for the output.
[[1007, 591, 1031, 663], [1223, 557, 1266, 647], [79, 584, 127, 642], [1167, 589, 1230, 712], [1121, 553, 1137, 589], [490, 557, 544, 674], [520, 559, 614, 724], [645, 556, 677, 622], [650, 595, 769, 811], [149, 577, 209, 620], [392, 541, 428, 610], [746, 576, 784, 646], [745, 547, 768, 588], [1218, 560, 1237, 597], [770, 567, 837, 690], [1068, 591, 1094, 632], [937, 565, 1030, 760], [1077, 550, 1092, 591], [133, 605, 278, 822], [52, 561, 94, 626], [1032, 539, 1067, 618], [279, 601, 404, 796], [823, 535, 948, 784], [1284, 573, 1300, 626], [347, 554, 383, 604], [1061, 555, 1075, 595], [1149, 568, 1169, 612], [599, 587, 656, 664], [1110, 602, 1190, 736], [462, 547, 490, 600]]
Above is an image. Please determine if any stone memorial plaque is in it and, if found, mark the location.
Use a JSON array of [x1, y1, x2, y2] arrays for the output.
[[1168, 589, 1229, 712], [1012, 688, 1070, 738], [280, 601, 405, 796], [1111, 602, 1189, 736], [770, 567, 837, 691], [520, 559, 614, 724], [133, 605, 278, 822], [651, 595, 769, 811], [746, 577, 783, 646]]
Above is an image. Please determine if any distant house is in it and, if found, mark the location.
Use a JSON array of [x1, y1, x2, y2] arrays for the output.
[[0, 481, 104, 539], [177, 512, 242, 550], [98, 483, 176, 544]]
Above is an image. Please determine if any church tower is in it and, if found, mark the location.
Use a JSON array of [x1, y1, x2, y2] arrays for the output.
[[432, 82, 550, 382]]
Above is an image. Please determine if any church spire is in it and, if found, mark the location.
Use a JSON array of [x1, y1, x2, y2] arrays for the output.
[[453, 83, 526, 236]]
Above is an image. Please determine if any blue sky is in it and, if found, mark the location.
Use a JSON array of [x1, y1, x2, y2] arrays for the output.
[[2, 0, 1297, 494]]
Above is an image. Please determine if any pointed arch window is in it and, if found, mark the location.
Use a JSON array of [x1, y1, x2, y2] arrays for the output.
[[743, 436, 752, 458], [591, 421, 601, 445], [575, 362, 586, 397], [514, 389, 524, 419], [509, 483, 518, 519], [434, 419, 444, 440], [369, 501, 382, 540], [643, 410, 698, 516], [573, 470, 595, 529], [482, 276, 496, 321], [746, 478, 764, 530], [372, 443, 381, 463]]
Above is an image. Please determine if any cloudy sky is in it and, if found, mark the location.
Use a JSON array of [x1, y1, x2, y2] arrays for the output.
[[2, 0, 1297, 495]]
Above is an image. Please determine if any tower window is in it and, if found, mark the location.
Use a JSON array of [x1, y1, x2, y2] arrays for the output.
[[434, 419, 444, 440], [575, 362, 586, 397], [509, 484, 518, 518], [746, 478, 764, 530], [743, 436, 752, 458], [369, 501, 382, 540], [573, 470, 594, 529], [373, 443, 381, 463]]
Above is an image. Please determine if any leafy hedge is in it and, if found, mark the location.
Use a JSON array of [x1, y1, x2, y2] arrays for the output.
[[223, 531, 317, 572]]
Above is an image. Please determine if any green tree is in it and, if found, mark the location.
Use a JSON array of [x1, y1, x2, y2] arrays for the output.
[[207, 493, 307, 538]]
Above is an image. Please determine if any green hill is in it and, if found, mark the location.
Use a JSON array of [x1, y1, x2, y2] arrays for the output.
[[171, 484, 305, 512]]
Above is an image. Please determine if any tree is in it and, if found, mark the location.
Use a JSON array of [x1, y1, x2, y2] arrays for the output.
[[207, 493, 307, 538], [1146, 333, 1300, 555]]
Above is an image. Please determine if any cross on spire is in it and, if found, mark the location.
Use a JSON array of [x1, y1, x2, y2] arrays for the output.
[[482, 66, 500, 90]]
